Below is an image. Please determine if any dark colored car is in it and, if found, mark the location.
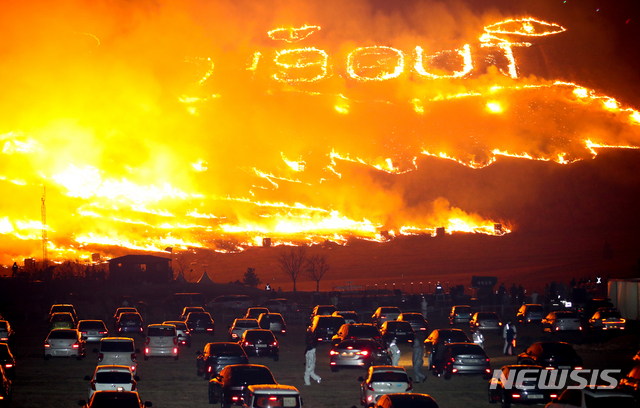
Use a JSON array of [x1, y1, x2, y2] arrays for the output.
[[179, 306, 206, 321], [449, 305, 472, 325], [185, 312, 215, 334], [244, 308, 270, 320], [333, 311, 360, 324], [516, 304, 545, 324], [438, 342, 491, 379], [517, 342, 583, 370], [309, 305, 338, 323], [77, 320, 109, 343], [380, 321, 415, 345], [113, 307, 138, 329], [488, 365, 559, 406], [208, 364, 277, 406], [423, 329, 471, 373], [619, 364, 640, 398], [115, 313, 144, 337], [257, 313, 286, 336], [331, 323, 382, 346], [197, 342, 249, 379], [398, 313, 429, 334], [329, 339, 391, 372], [307, 316, 346, 343], [469, 312, 502, 333], [48, 304, 78, 325], [374, 393, 439, 408], [0, 343, 15, 380], [0, 365, 11, 407], [239, 330, 279, 361], [0, 321, 16, 346], [371, 307, 402, 328], [77, 390, 152, 408]]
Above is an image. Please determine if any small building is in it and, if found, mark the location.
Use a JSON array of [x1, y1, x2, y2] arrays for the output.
[[108, 254, 172, 283]]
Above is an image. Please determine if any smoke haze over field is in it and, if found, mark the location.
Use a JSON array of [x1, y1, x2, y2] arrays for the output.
[[0, 0, 639, 266]]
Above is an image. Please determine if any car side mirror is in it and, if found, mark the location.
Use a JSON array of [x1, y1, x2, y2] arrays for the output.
[[358, 376, 365, 382], [84, 375, 91, 381]]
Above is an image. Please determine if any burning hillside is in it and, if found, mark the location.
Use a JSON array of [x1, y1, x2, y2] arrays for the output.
[[0, 0, 639, 265]]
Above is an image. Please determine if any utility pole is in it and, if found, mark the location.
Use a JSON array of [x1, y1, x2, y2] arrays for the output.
[[41, 186, 48, 269]]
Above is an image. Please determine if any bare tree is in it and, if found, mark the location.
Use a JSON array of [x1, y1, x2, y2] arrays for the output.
[[173, 253, 190, 280], [277, 247, 307, 295], [306, 254, 330, 292]]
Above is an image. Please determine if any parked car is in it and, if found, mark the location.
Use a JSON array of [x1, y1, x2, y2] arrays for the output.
[[371, 307, 402, 328], [380, 321, 415, 345], [0, 321, 15, 346], [449, 305, 472, 325], [588, 307, 626, 331], [332, 323, 382, 346], [469, 312, 502, 333], [359, 366, 412, 407], [0, 365, 10, 408], [398, 313, 428, 334], [239, 330, 279, 361], [541, 311, 582, 333], [488, 365, 558, 406], [144, 324, 178, 360], [307, 315, 346, 343], [545, 387, 636, 408], [78, 390, 152, 408], [163, 320, 192, 347], [242, 384, 301, 408], [617, 364, 640, 397], [179, 306, 206, 321], [44, 328, 85, 360], [516, 304, 545, 324], [208, 364, 277, 406], [210, 295, 252, 311], [437, 342, 491, 379], [84, 365, 139, 400], [333, 311, 360, 324], [229, 319, 261, 341], [517, 341, 583, 370], [309, 305, 338, 323], [113, 307, 138, 328], [0, 343, 15, 380], [423, 329, 471, 372], [95, 337, 140, 373], [77, 320, 109, 343], [48, 304, 78, 325], [257, 313, 286, 336], [197, 342, 249, 379], [330, 339, 391, 372], [115, 312, 145, 337], [374, 393, 439, 408], [48, 312, 76, 331], [185, 311, 215, 334], [245, 308, 270, 320]]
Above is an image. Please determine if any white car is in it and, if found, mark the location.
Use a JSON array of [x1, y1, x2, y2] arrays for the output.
[[85, 365, 138, 400], [359, 366, 412, 407], [542, 311, 582, 333], [43, 329, 85, 360], [588, 308, 626, 331], [144, 324, 178, 360], [545, 387, 636, 408], [96, 337, 140, 373], [242, 384, 301, 408]]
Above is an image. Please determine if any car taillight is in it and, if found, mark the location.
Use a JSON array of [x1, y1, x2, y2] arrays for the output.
[[139, 327, 143, 332], [579, 327, 583, 331], [269, 397, 278, 401], [357, 351, 369, 356], [208, 366, 212, 373], [81, 331, 87, 335], [317, 338, 323, 342], [367, 383, 374, 391], [91, 380, 96, 390], [131, 353, 136, 362], [44, 342, 51, 348], [550, 394, 558, 399], [406, 381, 412, 391], [173, 338, 178, 345], [512, 394, 521, 398], [145, 348, 149, 354], [118, 328, 122, 332], [173, 347, 178, 354], [244, 341, 252, 347], [272, 341, 277, 346], [231, 333, 238, 338], [232, 397, 240, 401], [556, 327, 559, 331], [100, 331, 108, 335], [575, 366, 583, 370], [72, 342, 80, 349], [4, 364, 13, 369], [281, 329, 286, 333], [131, 365, 136, 371], [498, 322, 503, 326], [486, 369, 491, 373], [131, 380, 136, 391], [330, 350, 338, 355], [145, 338, 150, 345], [97, 353, 104, 362], [420, 327, 426, 330], [206, 328, 213, 331]]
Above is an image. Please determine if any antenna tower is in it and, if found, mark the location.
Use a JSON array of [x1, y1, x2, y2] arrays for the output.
[[41, 187, 48, 269]]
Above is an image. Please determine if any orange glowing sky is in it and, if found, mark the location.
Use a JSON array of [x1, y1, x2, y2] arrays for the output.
[[0, 0, 639, 266]]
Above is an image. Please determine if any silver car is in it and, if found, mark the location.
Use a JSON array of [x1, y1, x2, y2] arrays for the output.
[[542, 311, 582, 333], [330, 339, 390, 371], [78, 320, 109, 343], [143, 324, 178, 360], [359, 366, 412, 407], [85, 365, 138, 400], [469, 312, 502, 333], [163, 320, 192, 347], [440, 342, 491, 379], [228, 319, 260, 341], [44, 329, 85, 360], [96, 337, 140, 373]]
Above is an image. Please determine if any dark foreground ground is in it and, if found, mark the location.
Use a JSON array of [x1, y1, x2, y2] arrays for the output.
[[5, 302, 640, 408]]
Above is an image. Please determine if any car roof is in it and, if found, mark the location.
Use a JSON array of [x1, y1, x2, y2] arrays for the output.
[[101, 337, 135, 342], [248, 384, 299, 394], [94, 365, 134, 373], [370, 365, 407, 374]]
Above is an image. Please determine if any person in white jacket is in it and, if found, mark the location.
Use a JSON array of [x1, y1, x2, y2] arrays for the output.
[[388, 337, 401, 366], [472, 329, 485, 349], [304, 342, 321, 385]]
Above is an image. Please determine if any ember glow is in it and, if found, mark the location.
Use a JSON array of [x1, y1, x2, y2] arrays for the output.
[[0, 1, 639, 265]]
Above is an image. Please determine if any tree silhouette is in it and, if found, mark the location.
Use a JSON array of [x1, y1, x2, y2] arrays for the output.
[[243, 268, 262, 287], [277, 247, 307, 295], [306, 254, 330, 292]]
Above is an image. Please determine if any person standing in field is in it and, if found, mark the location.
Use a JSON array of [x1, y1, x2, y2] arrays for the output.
[[412, 335, 427, 383], [304, 341, 321, 385], [503, 320, 517, 355], [388, 337, 401, 366]]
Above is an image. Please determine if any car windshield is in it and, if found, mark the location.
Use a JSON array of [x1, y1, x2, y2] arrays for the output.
[[337, 340, 380, 350], [599, 311, 622, 319], [79, 321, 107, 330], [350, 326, 379, 336], [387, 322, 412, 330], [556, 312, 577, 318], [48, 330, 77, 339], [101, 341, 135, 352], [52, 314, 73, 322], [380, 308, 400, 314], [0, 344, 11, 358], [210, 343, 245, 355], [401, 314, 422, 322], [371, 372, 408, 382], [316, 317, 344, 327], [442, 330, 470, 343], [266, 315, 284, 323], [477, 312, 498, 319], [235, 320, 259, 328], [187, 313, 211, 321], [147, 327, 175, 336], [455, 307, 471, 314], [95, 372, 133, 383], [0, 321, 8, 330], [228, 368, 276, 386], [540, 343, 576, 355], [449, 344, 485, 355], [164, 322, 187, 330], [120, 314, 141, 321], [528, 305, 543, 312]]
